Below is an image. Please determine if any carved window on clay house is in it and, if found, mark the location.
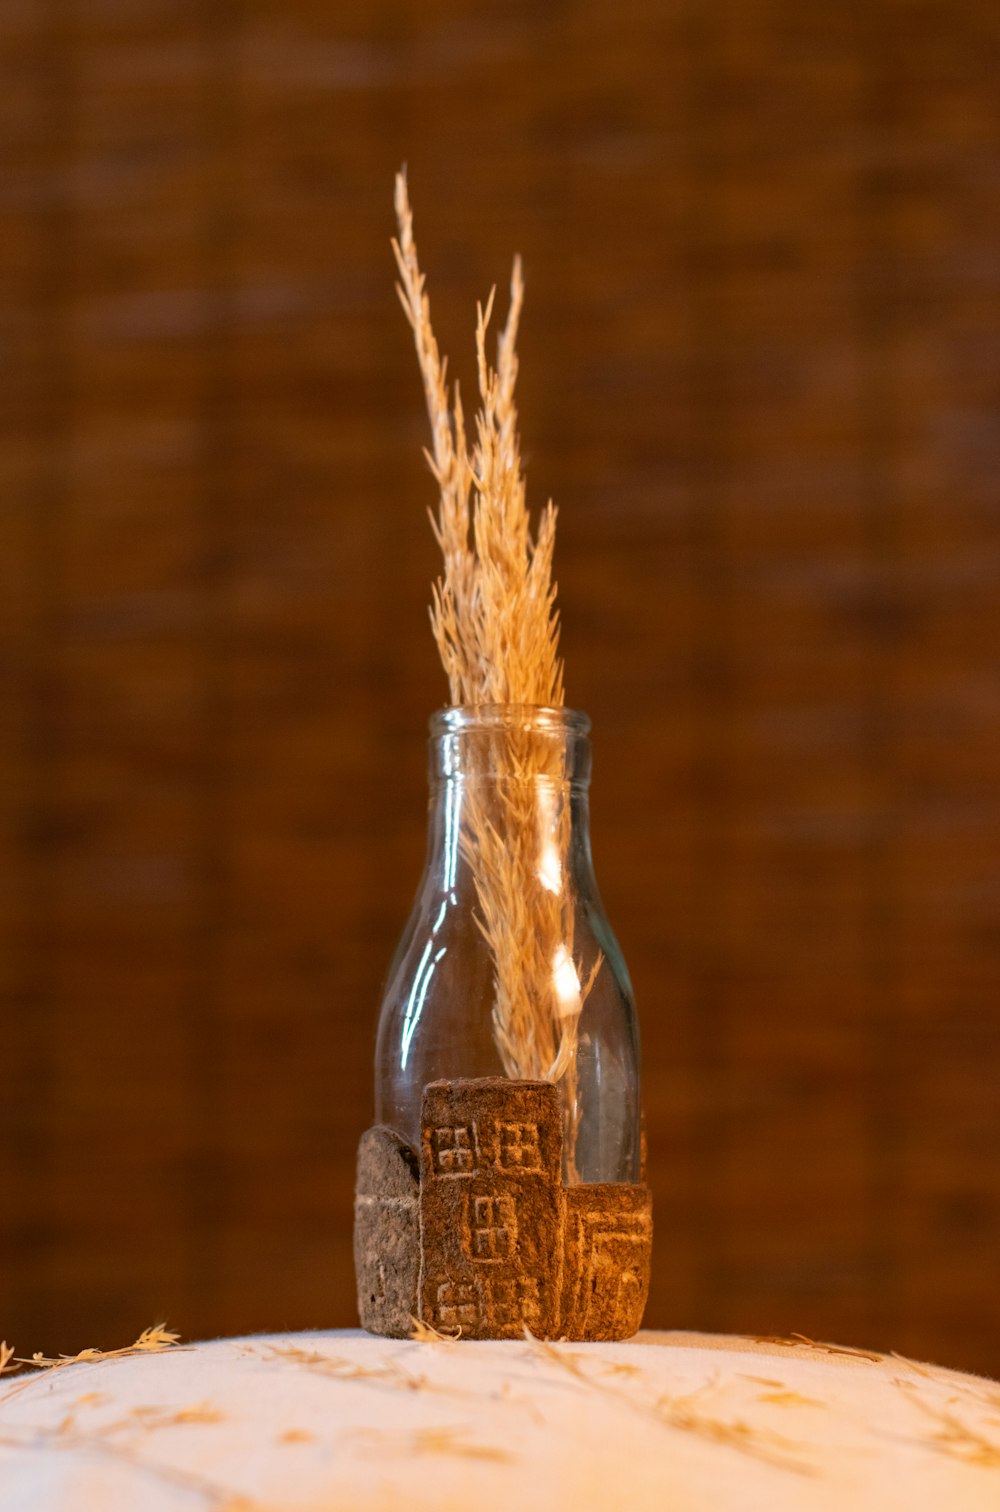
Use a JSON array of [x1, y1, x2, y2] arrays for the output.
[[431, 1124, 475, 1174], [495, 1120, 543, 1173], [468, 1194, 514, 1262]]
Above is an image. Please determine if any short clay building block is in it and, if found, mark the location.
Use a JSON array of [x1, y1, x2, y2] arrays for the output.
[[353, 1125, 420, 1337], [561, 1182, 653, 1341], [419, 1078, 564, 1339]]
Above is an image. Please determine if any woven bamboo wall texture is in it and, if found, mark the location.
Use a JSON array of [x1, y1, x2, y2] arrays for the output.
[[1, 1, 998, 1375]]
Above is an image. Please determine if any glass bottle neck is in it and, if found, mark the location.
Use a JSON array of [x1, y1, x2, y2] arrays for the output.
[[424, 706, 595, 892], [428, 704, 592, 785]]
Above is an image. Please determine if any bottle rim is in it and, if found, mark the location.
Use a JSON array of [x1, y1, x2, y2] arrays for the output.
[[429, 704, 591, 738]]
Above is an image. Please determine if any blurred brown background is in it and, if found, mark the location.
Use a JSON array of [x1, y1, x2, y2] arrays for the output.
[[2, 0, 999, 1376]]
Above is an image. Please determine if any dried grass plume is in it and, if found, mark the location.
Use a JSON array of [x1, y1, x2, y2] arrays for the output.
[[393, 172, 597, 1163], [392, 172, 563, 709]]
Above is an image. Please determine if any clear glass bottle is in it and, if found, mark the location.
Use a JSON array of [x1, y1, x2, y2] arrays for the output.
[[375, 705, 641, 1184]]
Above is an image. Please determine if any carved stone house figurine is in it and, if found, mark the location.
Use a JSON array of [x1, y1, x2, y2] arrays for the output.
[[355, 1077, 652, 1341]]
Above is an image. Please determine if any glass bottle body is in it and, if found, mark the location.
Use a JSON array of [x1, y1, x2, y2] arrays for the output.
[[375, 707, 641, 1184]]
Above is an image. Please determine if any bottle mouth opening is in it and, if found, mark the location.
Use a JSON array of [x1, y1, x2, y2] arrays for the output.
[[429, 704, 591, 738]]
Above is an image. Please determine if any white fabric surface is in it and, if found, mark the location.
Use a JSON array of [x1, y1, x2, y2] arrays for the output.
[[0, 1329, 997, 1511]]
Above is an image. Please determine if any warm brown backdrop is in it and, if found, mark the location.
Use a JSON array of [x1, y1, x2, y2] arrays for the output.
[[2, 1, 999, 1376]]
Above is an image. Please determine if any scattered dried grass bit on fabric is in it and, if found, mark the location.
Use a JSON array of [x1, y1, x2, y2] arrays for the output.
[[788, 1333, 883, 1363], [23, 1349, 96, 1369], [410, 1316, 461, 1344], [740, 1375, 787, 1388], [270, 1347, 326, 1376], [896, 1362, 1000, 1417], [264, 1344, 426, 1394], [131, 1325, 182, 1353], [751, 1333, 883, 1365], [278, 1427, 315, 1445], [525, 1329, 662, 1395], [97, 1402, 224, 1439], [411, 1426, 513, 1462], [902, 1389, 1000, 1470], [526, 1333, 644, 1388], [756, 1391, 825, 1409], [17, 1323, 184, 1372], [522, 1328, 591, 1381], [141, 1403, 223, 1429], [655, 1391, 816, 1475], [888, 1350, 1000, 1413], [890, 1351, 936, 1378], [350, 1425, 513, 1463]]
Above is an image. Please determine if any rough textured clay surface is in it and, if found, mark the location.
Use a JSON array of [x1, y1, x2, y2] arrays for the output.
[[353, 1125, 420, 1337], [419, 1078, 566, 1339], [561, 1183, 653, 1341]]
